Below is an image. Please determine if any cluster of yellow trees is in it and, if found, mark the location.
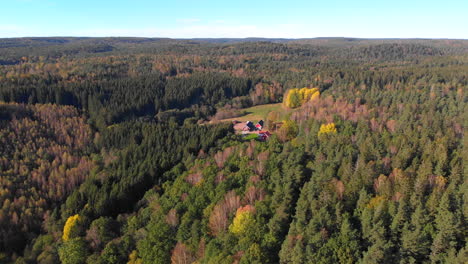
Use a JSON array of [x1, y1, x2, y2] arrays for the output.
[[283, 87, 320, 108]]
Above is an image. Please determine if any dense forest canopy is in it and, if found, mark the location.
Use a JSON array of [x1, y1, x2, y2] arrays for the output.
[[0, 37, 466, 264]]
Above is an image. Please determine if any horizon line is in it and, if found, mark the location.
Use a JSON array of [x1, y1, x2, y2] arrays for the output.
[[1, 36, 468, 40]]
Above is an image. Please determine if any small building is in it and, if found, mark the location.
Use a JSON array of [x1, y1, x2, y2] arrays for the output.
[[255, 120, 264, 130], [243, 121, 256, 131]]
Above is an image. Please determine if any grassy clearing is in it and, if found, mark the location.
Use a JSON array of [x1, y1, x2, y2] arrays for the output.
[[243, 133, 260, 141], [217, 103, 289, 122]]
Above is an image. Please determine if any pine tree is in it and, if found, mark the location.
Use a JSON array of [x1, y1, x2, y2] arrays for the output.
[[400, 203, 431, 263], [137, 218, 175, 264], [430, 191, 462, 262]]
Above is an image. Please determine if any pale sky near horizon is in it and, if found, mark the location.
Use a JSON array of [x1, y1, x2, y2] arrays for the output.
[[0, 0, 467, 39]]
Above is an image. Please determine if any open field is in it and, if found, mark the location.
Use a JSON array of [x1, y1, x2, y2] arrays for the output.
[[214, 103, 291, 123]]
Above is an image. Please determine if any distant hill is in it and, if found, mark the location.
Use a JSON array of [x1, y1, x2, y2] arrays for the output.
[[1, 36, 467, 48], [0, 37, 466, 66]]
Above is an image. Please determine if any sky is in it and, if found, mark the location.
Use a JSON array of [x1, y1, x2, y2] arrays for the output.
[[1, 0, 467, 39]]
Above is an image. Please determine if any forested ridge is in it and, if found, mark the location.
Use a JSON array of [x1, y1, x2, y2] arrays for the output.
[[0, 37, 466, 264]]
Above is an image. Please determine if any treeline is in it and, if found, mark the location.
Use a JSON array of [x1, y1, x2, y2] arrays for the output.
[[1, 38, 467, 63]]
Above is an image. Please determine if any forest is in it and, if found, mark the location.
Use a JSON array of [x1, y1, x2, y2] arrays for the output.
[[0, 37, 466, 264]]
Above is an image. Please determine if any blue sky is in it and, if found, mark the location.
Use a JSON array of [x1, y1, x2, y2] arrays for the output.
[[1, 0, 467, 38]]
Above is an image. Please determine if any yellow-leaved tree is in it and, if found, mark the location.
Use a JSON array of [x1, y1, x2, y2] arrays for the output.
[[284, 87, 320, 108], [284, 89, 301, 108], [318, 123, 337, 136], [62, 214, 82, 241], [229, 205, 256, 236], [299, 87, 319, 103], [310, 90, 320, 101]]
